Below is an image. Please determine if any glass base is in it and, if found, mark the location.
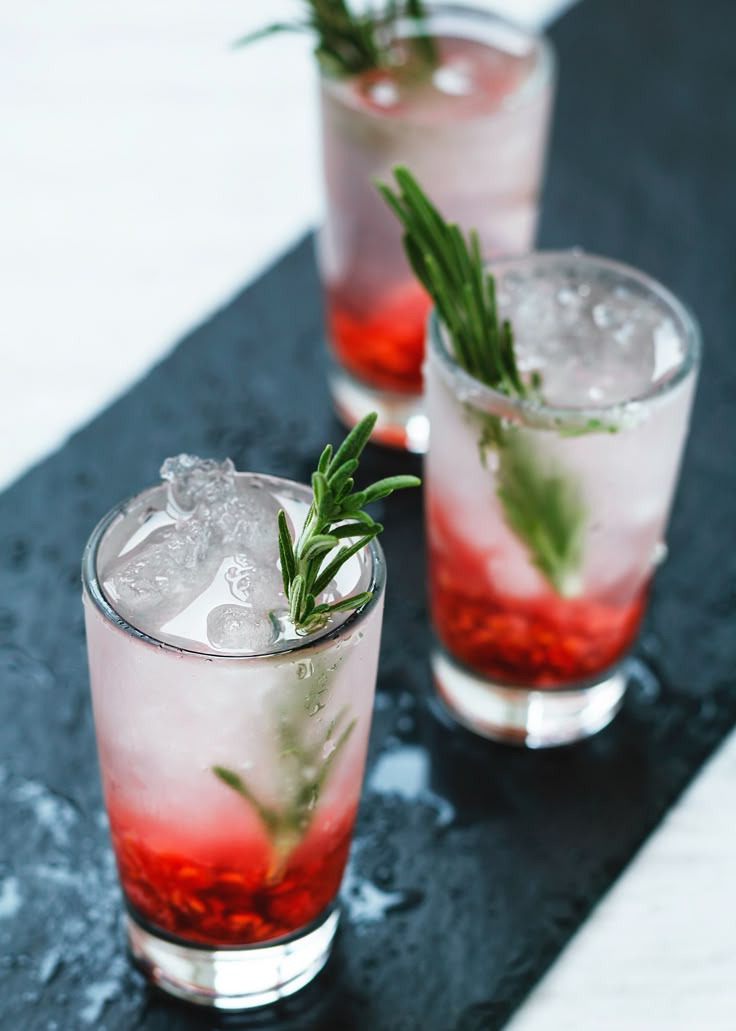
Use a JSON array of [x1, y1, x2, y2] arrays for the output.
[[431, 648, 627, 748], [126, 907, 339, 1010], [328, 362, 429, 453]]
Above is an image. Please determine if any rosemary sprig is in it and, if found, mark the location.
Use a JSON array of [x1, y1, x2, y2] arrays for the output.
[[280, 411, 420, 632], [379, 166, 588, 597], [404, 0, 437, 66], [489, 419, 585, 595], [377, 166, 526, 397], [214, 690, 358, 873], [211, 417, 418, 867], [235, 1, 436, 78]]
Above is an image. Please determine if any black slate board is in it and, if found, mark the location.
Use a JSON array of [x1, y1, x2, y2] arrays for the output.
[[2, 0, 735, 1028]]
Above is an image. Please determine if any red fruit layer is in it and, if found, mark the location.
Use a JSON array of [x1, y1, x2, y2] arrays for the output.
[[326, 279, 430, 394], [428, 494, 647, 687], [108, 802, 356, 946]]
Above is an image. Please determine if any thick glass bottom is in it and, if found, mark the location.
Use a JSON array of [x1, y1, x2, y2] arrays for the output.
[[126, 906, 339, 1010], [432, 647, 627, 748], [329, 362, 429, 453]]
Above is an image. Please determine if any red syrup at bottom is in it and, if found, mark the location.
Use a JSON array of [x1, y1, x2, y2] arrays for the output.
[[108, 801, 357, 946], [326, 279, 431, 395], [427, 494, 647, 687]]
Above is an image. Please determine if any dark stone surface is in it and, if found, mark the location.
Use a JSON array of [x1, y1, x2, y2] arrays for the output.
[[1, 0, 735, 1028]]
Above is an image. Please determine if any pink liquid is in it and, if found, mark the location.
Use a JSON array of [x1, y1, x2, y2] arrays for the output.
[[320, 21, 553, 398]]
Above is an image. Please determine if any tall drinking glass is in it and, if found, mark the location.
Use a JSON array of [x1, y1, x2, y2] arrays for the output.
[[425, 252, 700, 746], [318, 3, 555, 451], [82, 465, 385, 1008]]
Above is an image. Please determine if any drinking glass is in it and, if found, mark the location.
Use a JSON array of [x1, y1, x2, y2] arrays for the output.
[[82, 472, 385, 1008], [425, 251, 701, 746], [318, 3, 555, 451]]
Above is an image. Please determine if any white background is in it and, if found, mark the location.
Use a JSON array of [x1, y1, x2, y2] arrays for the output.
[[1, 2, 733, 1026], [0, 0, 575, 490]]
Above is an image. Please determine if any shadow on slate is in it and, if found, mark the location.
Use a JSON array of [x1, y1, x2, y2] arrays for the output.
[[1, 0, 735, 1028]]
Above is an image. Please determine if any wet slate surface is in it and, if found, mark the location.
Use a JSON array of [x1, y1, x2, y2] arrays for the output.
[[2, 0, 735, 1028]]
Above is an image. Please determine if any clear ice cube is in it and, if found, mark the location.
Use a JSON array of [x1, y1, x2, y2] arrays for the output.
[[104, 521, 220, 630], [104, 456, 288, 644], [206, 603, 276, 653], [161, 454, 236, 519], [501, 266, 685, 407], [433, 61, 474, 97]]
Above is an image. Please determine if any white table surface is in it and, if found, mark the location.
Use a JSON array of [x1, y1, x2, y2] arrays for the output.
[[1, 2, 733, 1026]]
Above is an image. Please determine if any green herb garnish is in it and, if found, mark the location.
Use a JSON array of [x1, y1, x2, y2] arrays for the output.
[[214, 679, 358, 874], [213, 414, 419, 868], [494, 426, 585, 596], [378, 166, 527, 397], [279, 411, 420, 632], [274, 703, 357, 826], [379, 166, 588, 596], [235, 1, 437, 78]]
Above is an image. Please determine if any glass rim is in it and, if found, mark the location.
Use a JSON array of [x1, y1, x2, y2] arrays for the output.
[[428, 249, 702, 429], [81, 472, 386, 662], [320, 1, 555, 121]]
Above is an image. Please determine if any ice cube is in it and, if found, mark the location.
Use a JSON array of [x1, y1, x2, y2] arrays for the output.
[[652, 318, 683, 381], [104, 521, 220, 631], [161, 454, 236, 519], [222, 478, 284, 551], [366, 78, 400, 108], [103, 455, 238, 632], [206, 603, 276, 653], [433, 62, 473, 97], [104, 455, 297, 647], [225, 550, 285, 615]]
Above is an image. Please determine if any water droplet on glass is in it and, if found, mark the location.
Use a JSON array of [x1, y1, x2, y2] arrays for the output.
[[296, 660, 314, 681]]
